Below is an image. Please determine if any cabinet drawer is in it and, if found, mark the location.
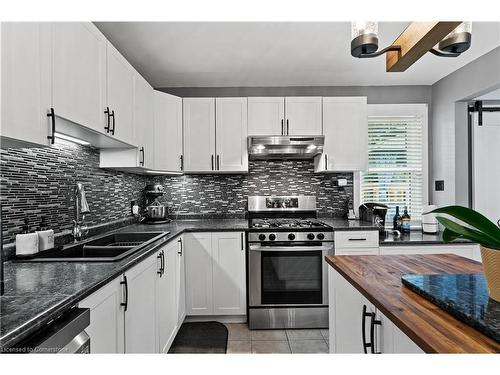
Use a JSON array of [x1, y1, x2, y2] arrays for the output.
[[334, 231, 379, 249]]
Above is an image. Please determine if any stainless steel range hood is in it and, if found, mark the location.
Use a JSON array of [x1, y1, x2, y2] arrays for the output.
[[248, 135, 324, 160]]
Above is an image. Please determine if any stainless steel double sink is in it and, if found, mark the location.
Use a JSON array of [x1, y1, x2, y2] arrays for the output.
[[20, 232, 169, 262]]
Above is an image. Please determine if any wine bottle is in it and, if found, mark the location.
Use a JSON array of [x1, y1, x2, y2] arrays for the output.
[[401, 206, 411, 233], [393, 206, 400, 230]]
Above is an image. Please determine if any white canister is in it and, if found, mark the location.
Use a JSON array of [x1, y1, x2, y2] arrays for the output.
[[422, 205, 439, 234], [15, 233, 39, 256]]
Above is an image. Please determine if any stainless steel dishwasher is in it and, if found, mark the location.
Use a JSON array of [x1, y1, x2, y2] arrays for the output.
[[11, 307, 91, 354]]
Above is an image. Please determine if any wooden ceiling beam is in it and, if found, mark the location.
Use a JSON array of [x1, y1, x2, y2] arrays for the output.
[[386, 22, 462, 72]]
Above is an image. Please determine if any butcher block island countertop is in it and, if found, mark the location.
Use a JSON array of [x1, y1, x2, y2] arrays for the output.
[[325, 254, 500, 353]]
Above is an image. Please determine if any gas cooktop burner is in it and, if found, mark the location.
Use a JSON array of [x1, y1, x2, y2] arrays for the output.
[[250, 218, 329, 229]]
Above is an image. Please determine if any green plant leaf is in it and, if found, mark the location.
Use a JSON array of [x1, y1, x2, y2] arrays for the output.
[[432, 205, 500, 241], [436, 216, 500, 248], [442, 228, 460, 242]]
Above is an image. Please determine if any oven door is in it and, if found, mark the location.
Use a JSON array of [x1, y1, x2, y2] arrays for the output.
[[248, 244, 333, 307]]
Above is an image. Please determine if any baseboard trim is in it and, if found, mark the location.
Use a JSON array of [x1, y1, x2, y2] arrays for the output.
[[184, 315, 247, 323]]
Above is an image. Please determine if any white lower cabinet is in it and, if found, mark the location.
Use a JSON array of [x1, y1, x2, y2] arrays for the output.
[[78, 277, 125, 353], [379, 244, 481, 261], [123, 252, 158, 353], [328, 267, 424, 353], [185, 232, 246, 316], [176, 237, 186, 325], [157, 240, 179, 353]]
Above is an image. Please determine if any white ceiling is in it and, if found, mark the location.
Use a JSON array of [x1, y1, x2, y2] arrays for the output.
[[94, 22, 500, 88]]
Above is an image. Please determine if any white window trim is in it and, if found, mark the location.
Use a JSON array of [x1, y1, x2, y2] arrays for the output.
[[356, 103, 429, 226]]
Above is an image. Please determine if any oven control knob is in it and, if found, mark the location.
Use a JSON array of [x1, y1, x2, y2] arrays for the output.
[[288, 233, 295, 240], [307, 233, 315, 240], [258, 234, 266, 241], [317, 233, 325, 240], [268, 233, 276, 241]]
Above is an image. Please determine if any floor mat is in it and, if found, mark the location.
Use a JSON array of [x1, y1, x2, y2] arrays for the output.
[[168, 321, 228, 354]]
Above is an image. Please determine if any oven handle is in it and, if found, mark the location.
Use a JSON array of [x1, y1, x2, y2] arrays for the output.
[[248, 244, 333, 252]]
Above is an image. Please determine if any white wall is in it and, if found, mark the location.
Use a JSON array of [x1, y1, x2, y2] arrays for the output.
[[430, 47, 500, 207]]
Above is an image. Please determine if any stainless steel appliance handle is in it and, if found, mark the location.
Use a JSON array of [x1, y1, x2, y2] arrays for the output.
[[249, 244, 333, 252]]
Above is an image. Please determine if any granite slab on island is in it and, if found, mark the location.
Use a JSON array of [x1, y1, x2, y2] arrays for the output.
[[325, 254, 500, 353]]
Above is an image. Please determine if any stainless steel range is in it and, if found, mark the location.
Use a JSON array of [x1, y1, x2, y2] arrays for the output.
[[247, 196, 333, 330]]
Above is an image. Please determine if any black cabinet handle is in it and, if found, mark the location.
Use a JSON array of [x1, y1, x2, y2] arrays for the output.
[[47, 108, 56, 144], [180, 155, 184, 171], [110, 110, 115, 136], [325, 154, 328, 169], [370, 312, 382, 354], [349, 238, 367, 241], [216, 155, 220, 170], [362, 304, 372, 354], [104, 107, 110, 133], [120, 275, 128, 312], [281, 119, 284, 135], [241, 233, 244, 250], [157, 252, 163, 277], [211, 155, 214, 171], [139, 147, 145, 166], [178, 238, 183, 255], [286, 119, 289, 135]]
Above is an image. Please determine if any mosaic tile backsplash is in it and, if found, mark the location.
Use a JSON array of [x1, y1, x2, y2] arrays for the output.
[[1, 141, 353, 245], [1, 139, 147, 245], [153, 160, 353, 219]]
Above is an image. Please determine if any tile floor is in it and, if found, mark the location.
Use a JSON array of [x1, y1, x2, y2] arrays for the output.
[[224, 323, 329, 354]]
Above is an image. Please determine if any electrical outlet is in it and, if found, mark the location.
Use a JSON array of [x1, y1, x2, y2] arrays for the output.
[[435, 180, 445, 191]]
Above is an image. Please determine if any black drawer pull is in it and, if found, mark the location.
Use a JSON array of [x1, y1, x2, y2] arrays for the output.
[[104, 107, 110, 133], [47, 108, 56, 144], [349, 238, 367, 241], [120, 275, 128, 312]]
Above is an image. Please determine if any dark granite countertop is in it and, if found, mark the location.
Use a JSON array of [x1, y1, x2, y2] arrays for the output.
[[380, 230, 474, 246], [402, 273, 500, 343], [0, 217, 474, 349]]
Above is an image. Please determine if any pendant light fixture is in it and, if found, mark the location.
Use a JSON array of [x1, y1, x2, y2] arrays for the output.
[[430, 22, 472, 56], [350, 21, 472, 61], [350, 21, 401, 58]]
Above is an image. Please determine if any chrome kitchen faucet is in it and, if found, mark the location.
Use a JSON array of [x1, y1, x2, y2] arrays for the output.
[[73, 183, 90, 241]]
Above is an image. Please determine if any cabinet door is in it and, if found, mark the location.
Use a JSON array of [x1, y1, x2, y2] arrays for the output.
[[284, 97, 322, 135], [211, 232, 246, 315], [1, 22, 52, 146], [184, 232, 214, 315], [183, 98, 216, 172], [106, 42, 134, 144], [316, 97, 367, 172], [379, 244, 479, 261], [157, 244, 179, 353], [176, 237, 186, 325], [124, 254, 157, 353], [247, 97, 284, 136], [329, 267, 376, 353], [215, 98, 248, 172], [377, 309, 424, 353], [133, 74, 155, 169], [153, 91, 183, 171], [52, 22, 106, 133], [78, 276, 125, 353]]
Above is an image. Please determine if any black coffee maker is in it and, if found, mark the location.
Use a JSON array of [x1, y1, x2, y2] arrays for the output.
[[359, 202, 389, 234]]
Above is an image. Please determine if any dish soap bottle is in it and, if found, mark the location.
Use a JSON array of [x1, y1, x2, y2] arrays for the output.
[[401, 206, 411, 233], [393, 206, 401, 230]]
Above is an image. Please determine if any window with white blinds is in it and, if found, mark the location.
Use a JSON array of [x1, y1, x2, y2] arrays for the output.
[[361, 104, 428, 225]]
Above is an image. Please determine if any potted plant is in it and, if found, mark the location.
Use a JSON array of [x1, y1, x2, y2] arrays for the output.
[[432, 206, 500, 302]]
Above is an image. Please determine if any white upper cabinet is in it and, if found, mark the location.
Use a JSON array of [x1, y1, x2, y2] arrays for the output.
[[133, 73, 155, 169], [154, 91, 183, 172], [1, 22, 52, 146], [105, 42, 135, 144], [183, 98, 216, 172], [284, 97, 323, 135], [51, 22, 106, 133], [315, 97, 368, 172], [247, 97, 285, 136], [215, 97, 248, 172]]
